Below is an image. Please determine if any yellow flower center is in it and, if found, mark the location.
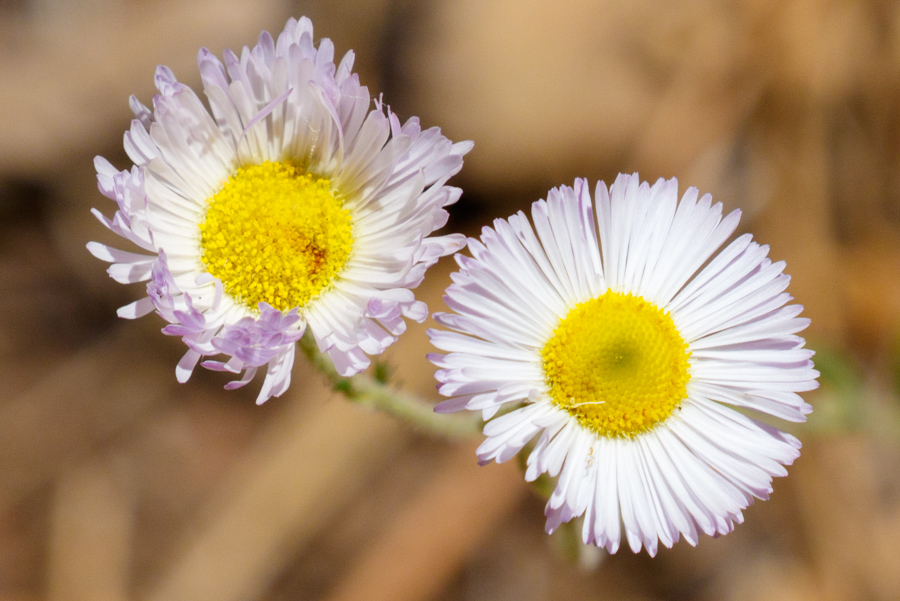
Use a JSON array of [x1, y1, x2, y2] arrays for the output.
[[199, 161, 353, 312], [541, 291, 691, 438]]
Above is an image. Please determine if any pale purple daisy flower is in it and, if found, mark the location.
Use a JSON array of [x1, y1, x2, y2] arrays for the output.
[[89, 17, 471, 403], [429, 175, 817, 555]]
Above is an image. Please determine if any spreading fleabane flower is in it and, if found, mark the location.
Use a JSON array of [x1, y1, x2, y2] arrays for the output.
[[429, 175, 817, 555], [88, 17, 471, 403]]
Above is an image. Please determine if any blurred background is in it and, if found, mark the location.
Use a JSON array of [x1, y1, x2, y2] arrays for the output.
[[2, 0, 900, 599]]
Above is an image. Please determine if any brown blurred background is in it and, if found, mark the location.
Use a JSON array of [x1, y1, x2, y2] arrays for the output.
[[2, 0, 900, 599]]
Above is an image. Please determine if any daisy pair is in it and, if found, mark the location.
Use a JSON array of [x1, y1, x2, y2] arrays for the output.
[[88, 17, 471, 403], [429, 175, 818, 555], [88, 16, 817, 555]]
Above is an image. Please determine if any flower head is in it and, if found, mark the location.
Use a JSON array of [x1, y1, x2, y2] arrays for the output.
[[429, 175, 817, 555], [89, 17, 471, 403]]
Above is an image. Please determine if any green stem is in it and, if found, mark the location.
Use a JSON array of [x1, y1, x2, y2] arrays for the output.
[[299, 332, 482, 439]]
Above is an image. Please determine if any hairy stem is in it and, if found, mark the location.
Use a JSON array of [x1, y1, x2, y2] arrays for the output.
[[299, 332, 481, 439]]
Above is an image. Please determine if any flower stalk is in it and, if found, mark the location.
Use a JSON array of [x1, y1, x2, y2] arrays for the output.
[[299, 332, 482, 439]]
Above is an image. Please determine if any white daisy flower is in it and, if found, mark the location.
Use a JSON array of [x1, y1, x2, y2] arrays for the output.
[[428, 175, 817, 556], [88, 17, 471, 403]]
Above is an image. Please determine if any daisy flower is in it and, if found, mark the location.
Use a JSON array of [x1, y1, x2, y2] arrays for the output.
[[429, 175, 817, 555], [88, 17, 471, 403]]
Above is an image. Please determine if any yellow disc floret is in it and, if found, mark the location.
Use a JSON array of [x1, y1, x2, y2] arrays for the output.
[[199, 161, 353, 312], [541, 291, 691, 438]]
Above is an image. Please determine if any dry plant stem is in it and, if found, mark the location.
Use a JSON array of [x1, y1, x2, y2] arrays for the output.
[[299, 332, 481, 439]]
